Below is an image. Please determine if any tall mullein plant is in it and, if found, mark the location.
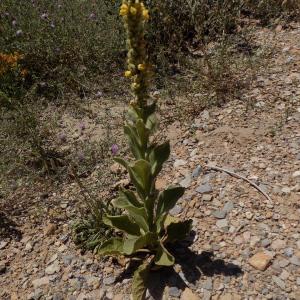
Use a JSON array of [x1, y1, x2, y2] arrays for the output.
[[99, 1, 192, 298]]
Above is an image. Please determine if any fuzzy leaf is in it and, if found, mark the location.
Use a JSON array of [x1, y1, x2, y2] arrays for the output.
[[128, 159, 152, 199], [115, 205, 149, 233], [145, 113, 158, 132], [103, 214, 141, 236], [149, 142, 170, 177], [97, 238, 124, 255], [113, 190, 142, 208], [136, 119, 149, 149], [132, 260, 151, 300], [154, 242, 175, 266], [114, 157, 129, 170], [156, 185, 185, 220], [124, 124, 143, 159], [166, 219, 193, 243], [123, 232, 157, 255]]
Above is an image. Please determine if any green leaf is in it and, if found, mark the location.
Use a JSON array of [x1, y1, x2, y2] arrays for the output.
[[136, 119, 149, 148], [97, 238, 124, 255], [156, 185, 185, 220], [103, 214, 141, 236], [145, 113, 158, 132], [113, 190, 142, 208], [114, 157, 129, 170], [132, 260, 151, 300], [166, 219, 193, 243], [128, 160, 152, 199], [154, 242, 175, 266], [123, 232, 157, 255], [111, 202, 149, 233], [149, 142, 170, 177], [124, 124, 143, 159]]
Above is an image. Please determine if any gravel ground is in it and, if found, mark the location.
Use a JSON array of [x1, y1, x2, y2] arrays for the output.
[[0, 22, 299, 300]]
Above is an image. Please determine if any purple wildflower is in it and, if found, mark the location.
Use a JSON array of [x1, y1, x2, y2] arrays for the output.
[[12, 20, 17, 26], [89, 13, 96, 20], [111, 144, 119, 155]]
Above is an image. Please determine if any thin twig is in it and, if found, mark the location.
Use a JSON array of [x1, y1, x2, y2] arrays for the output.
[[205, 164, 272, 202]]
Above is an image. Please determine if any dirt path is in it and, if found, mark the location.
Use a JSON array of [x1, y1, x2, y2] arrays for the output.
[[0, 23, 299, 300]]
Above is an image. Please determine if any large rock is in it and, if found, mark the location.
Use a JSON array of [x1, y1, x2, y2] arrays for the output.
[[248, 251, 273, 271]]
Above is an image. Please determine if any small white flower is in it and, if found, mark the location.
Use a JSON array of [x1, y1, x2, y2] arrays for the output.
[[16, 29, 23, 36]]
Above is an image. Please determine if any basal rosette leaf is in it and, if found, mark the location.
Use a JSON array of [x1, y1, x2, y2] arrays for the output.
[[132, 259, 152, 300], [103, 214, 141, 236], [97, 238, 124, 255], [114, 189, 142, 208], [154, 242, 175, 266], [123, 232, 157, 255]]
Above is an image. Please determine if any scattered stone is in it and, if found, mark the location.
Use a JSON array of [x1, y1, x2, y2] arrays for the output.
[[170, 205, 183, 216], [174, 159, 187, 168], [261, 239, 271, 247], [248, 251, 273, 271], [181, 288, 200, 300], [52, 294, 64, 300], [281, 187, 291, 194], [192, 165, 202, 178], [202, 194, 213, 201], [218, 293, 241, 300], [103, 276, 115, 285], [196, 183, 212, 194], [45, 262, 60, 275], [44, 223, 57, 236], [112, 295, 124, 300], [0, 241, 8, 250], [284, 248, 294, 257], [169, 286, 181, 297], [32, 277, 50, 289], [245, 211, 253, 220], [223, 201, 234, 213], [290, 255, 300, 266], [280, 270, 290, 280], [297, 277, 300, 286], [212, 209, 227, 219], [216, 219, 228, 229], [62, 255, 74, 266], [292, 170, 300, 177], [202, 278, 213, 290], [278, 258, 289, 268], [179, 174, 192, 188], [271, 239, 286, 250], [272, 276, 285, 290], [25, 242, 33, 251]]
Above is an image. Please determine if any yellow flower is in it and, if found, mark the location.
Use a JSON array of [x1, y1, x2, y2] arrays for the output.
[[137, 64, 146, 71], [131, 82, 139, 89], [142, 8, 149, 20], [119, 4, 128, 16], [124, 70, 132, 77], [130, 6, 137, 15]]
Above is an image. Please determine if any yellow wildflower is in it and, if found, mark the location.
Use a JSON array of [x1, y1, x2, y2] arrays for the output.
[[142, 8, 149, 20], [130, 6, 137, 15], [119, 4, 128, 16], [124, 70, 132, 77], [137, 64, 146, 71], [131, 82, 139, 90]]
